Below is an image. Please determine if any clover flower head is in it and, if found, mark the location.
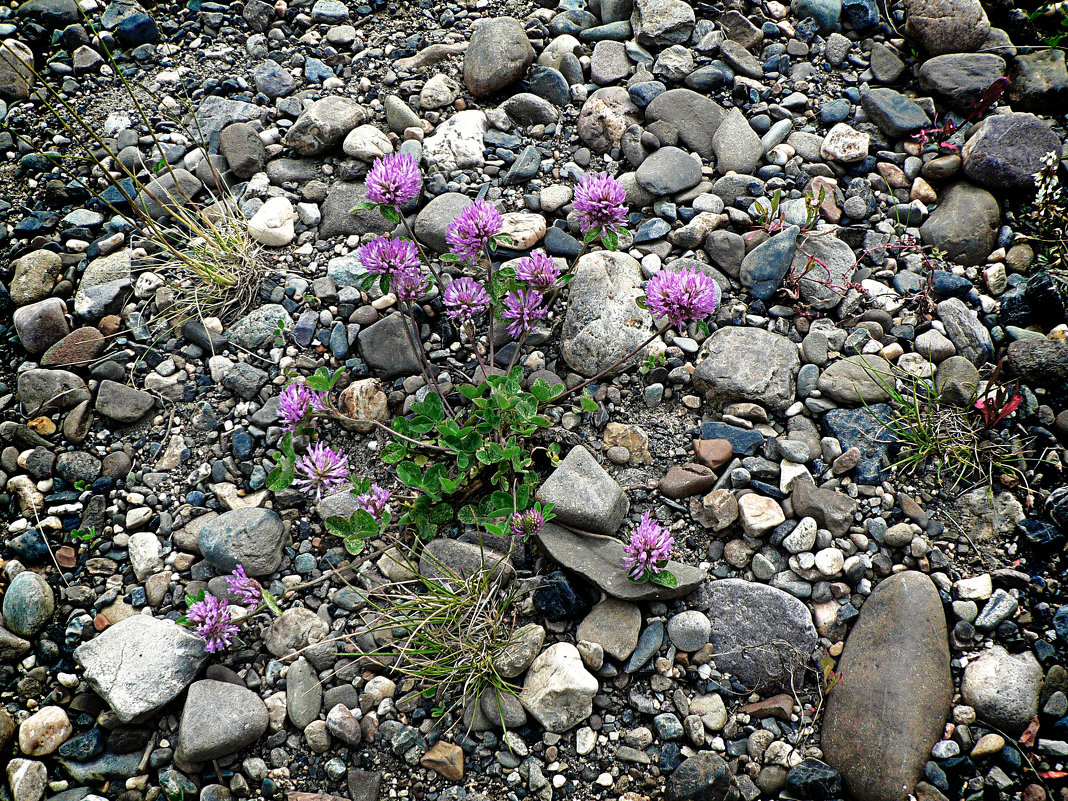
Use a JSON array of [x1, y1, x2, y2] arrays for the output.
[[574, 172, 628, 237], [226, 564, 263, 609], [186, 594, 240, 653], [279, 382, 326, 433], [621, 511, 673, 581], [391, 264, 429, 301], [443, 277, 490, 325], [355, 483, 392, 518], [510, 508, 545, 540], [365, 152, 422, 208], [501, 289, 547, 339], [515, 250, 561, 290], [643, 266, 721, 328], [357, 236, 421, 277], [446, 199, 502, 262], [295, 442, 350, 501]]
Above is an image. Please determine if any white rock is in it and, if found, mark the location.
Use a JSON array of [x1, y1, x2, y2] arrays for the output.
[[248, 197, 296, 247], [783, 517, 817, 553], [520, 642, 598, 733], [690, 693, 728, 731], [779, 460, 811, 494], [955, 574, 993, 601], [128, 531, 162, 581], [420, 73, 460, 109], [961, 646, 1043, 733], [820, 123, 870, 163], [342, 124, 393, 161], [422, 110, 488, 172], [814, 547, 844, 576], [737, 494, 786, 537], [18, 706, 72, 757]]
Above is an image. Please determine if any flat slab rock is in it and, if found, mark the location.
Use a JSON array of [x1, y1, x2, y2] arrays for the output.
[[824, 571, 952, 801], [533, 523, 707, 601]]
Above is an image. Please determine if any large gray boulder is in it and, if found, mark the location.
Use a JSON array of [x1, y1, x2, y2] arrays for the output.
[[919, 182, 1000, 266], [962, 113, 1063, 192], [198, 507, 286, 577], [560, 251, 657, 378], [176, 680, 269, 763], [283, 96, 368, 156], [701, 579, 818, 689], [694, 327, 799, 411], [536, 446, 629, 536], [961, 645, 1043, 734], [463, 17, 533, 97], [903, 0, 990, 55]]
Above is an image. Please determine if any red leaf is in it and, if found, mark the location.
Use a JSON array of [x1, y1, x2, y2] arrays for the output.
[[1020, 716, 1040, 747]]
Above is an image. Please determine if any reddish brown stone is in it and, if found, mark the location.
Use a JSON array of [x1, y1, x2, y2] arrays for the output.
[[56, 546, 78, 569], [420, 740, 464, 781], [738, 693, 794, 721], [99, 315, 123, 337], [824, 572, 951, 801], [659, 463, 718, 499], [831, 446, 861, 475], [41, 327, 106, 368], [694, 438, 733, 470]]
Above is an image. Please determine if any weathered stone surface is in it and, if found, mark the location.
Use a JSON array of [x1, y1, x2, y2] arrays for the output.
[[463, 17, 533, 97], [694, 327, 799, 411], [824, 571, 952, 801], [534, 523, 707, 601], [644, 89, 725, 160], [962, 113, 1062, 192], [198, 507, 285, 577], [904, 0, 990, 55], [577, 599, 642, 661], [919, 182, 1000, 266], [560, 251, 656, 378], [817, 355, 892, 404], [284, 96, 368, 156], [577, 87, 642, 154], [519, 642, 599, 732], [176, 680, 269, 763], [536, 446, 630, 536], [960, 646, 1043, 734], [75, 616, 207, 722], [702, 579, 817, 689]]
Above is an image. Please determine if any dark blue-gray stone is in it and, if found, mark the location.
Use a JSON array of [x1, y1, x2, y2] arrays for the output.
[[668, 751, 732, 801], [841, 0, 878, 29], [786, 760, 842, 800], [822, 405, 892, 484], [529, 66, 570, 107], [700, 421, 765, 455], [626, 620, 665, 673], [740, 225, 799, 301], [860, 88, 930, 138]]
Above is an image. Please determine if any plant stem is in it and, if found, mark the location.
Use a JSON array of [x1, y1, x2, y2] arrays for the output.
[[403, 300, 457, 419], [484, 245, 498, 367], [554, 323, 670, 403], [309, 410, 452, 453], [505, 331, 529, 374], [466, 320, 491, 379], [400, 215, 445, 290]]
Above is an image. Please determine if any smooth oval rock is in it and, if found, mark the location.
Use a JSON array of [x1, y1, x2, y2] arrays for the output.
[[823, 571, 952, 801]]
